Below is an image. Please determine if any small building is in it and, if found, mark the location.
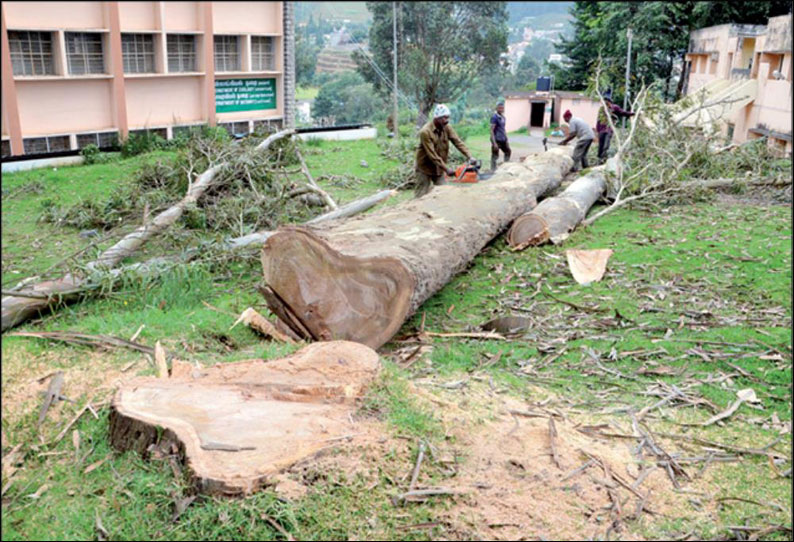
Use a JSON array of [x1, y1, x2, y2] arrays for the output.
[[2, 1, 295, 159], [504, 90, 601, 133], [683, 13, 792, 154]]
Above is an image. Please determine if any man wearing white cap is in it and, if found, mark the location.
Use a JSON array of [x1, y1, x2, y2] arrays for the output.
[[414, 104, 475, 198]]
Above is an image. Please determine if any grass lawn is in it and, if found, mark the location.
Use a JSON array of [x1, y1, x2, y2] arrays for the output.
[[1, 135, 791, 540]]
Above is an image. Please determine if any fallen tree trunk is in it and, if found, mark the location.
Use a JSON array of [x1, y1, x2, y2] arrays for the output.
[[507, 166, 608, 249], [260, 148, 574, 349], [1, 188, 396, 332], [110, 340, 379, 495]]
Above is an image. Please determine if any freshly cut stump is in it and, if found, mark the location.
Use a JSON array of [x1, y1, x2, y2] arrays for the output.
[[110, 341, 379, 495], [507, 167, 607, 249], [261, 148, 574, 349]]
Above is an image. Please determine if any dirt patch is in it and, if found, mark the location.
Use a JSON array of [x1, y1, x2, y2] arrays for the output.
[[1, 345, 138, 435], [426, 385, 691, 540]]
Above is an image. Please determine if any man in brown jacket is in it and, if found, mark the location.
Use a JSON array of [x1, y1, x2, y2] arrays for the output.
[[414, 104, 475, 198]]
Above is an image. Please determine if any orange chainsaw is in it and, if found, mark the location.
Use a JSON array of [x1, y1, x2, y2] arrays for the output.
[[446, 159, 492, 183]]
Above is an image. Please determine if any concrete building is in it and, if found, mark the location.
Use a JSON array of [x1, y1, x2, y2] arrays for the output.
[[504, 90, 601, 133], [1, 1, 295, 159], [683, 13, 792, 154]]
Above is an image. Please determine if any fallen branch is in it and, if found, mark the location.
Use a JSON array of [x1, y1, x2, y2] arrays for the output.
[[230, 307, 296, 344], [9, 331, 156, 355], [294, 147, 337, 210], [391, 487, 466, 506]]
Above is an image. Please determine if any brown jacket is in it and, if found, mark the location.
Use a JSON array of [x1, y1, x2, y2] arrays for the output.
[[414, 120, 472, 176]]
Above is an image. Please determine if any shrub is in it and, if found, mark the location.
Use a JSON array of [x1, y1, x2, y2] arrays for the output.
[[80, 144, 101, 165]]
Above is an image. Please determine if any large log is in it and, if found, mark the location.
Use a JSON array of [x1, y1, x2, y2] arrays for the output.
[[507, 166, 608, 249], [110, 340, 379, 495], [260, 148, 574, 349]]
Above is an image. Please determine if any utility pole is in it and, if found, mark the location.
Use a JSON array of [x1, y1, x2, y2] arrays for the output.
[[392, 1, 399, 138], [623, 27, 632, 130]]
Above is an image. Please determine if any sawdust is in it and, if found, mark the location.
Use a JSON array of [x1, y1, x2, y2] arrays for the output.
[[1, 345, 136, 433], [412, 385, 690, 540]]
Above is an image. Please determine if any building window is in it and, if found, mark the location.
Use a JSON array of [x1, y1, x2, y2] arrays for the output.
[[219, 121, 250, 137], [130, 128, 168, 140], [23, 135, 71, 154], [167, 34, 197, 73], [66, 32, 105, 75], [8, 31, 55, 76], [214, 35, 240, 72], [1, 140, 11, 158], [251, 36, 275, 71], [77, 131, 119, 149], [122, 34, 155, 73]]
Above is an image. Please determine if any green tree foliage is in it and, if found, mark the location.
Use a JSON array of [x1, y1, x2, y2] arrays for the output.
[[354, 2, 509, 121], [514, 54, 541, 88], [313, 72, 385, 124], [551, 1, 792, 101], [295, 32, 320, 87]]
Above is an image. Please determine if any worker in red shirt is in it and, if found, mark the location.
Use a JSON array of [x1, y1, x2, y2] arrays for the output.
[[596, 89, 634, 164]]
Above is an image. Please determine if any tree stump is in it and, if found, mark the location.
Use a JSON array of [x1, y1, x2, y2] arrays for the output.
[[260, 148, 574, 349], [110, 341, 379, 495]]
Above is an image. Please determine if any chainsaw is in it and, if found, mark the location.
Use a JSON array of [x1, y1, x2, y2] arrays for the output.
[[446, 159, 493, 183]]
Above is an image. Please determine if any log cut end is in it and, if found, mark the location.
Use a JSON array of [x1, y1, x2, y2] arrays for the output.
[[260, 227, 415, 349], [506, 214, 550, 249], [110, 341, 380, 495]]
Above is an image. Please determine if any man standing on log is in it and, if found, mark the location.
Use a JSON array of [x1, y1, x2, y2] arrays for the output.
[[490, 101, 511, 171], [558, 110, 594, 172], [596, 89, 634, 165], [414, 104, 475, 198]]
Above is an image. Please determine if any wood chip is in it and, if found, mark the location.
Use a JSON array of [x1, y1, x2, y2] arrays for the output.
[[230, 307, 296, 344], [155, 341, 168, 378]]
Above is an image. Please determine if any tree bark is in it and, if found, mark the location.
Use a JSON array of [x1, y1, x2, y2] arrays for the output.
[[260, 149, 574, 349], [110, 341, 379, 495], [506, 167, 607, 249]]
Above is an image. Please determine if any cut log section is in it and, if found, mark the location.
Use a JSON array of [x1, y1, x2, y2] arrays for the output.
[[260, 148, 574, 349], [506, 167, 607, 249], [110, 340, 379, 495]]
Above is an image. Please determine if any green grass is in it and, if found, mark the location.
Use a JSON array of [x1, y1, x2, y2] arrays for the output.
[[1, 135, 791, 540]]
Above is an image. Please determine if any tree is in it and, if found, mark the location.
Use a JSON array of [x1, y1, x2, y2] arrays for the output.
[[313, 72, 385, 125], [355, 2, 509, 123], [514, 54, 540, 88], [295, 32, 320, 87]]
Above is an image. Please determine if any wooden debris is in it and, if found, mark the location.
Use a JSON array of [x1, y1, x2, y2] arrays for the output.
[[408, 441, 427, 491], [391, 487, 467, 506], [548, 417, 562, 469], [565, 249, 613, 285], [9, 331, 154, 355], [230, 307, 296, 343], [37, 372, 64, 429], [154, 341, 168, 379]]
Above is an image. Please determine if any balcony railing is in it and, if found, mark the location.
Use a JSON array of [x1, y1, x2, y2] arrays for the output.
[[731, 68, 751, 80]]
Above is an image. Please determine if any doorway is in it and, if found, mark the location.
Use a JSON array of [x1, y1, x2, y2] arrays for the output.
[[530, 102, 545, 127]]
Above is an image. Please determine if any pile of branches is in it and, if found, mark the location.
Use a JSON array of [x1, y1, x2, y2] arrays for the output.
[[376, 137, 417, 190], [39, 130, 323, 235], [581, 61, 792, 226]]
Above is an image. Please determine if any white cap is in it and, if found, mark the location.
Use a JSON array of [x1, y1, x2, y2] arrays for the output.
[[433, 104, 451, 119]]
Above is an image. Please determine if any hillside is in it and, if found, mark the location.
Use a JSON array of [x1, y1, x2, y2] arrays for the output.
[[295, 2, 371, 24]]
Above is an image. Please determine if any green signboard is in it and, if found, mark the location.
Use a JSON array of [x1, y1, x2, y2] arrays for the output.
[[215, 78, 277, 113]]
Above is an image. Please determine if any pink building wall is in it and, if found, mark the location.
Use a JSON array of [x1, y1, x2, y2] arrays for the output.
[[686, 15, 791, 154], [1, 1, 286, 157], [503, 100, 530, 133], [558, 96, 600, 131]]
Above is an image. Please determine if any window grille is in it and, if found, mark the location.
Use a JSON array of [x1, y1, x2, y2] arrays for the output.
[[77, 131, 119, 149], [130, 128, 167, 139], [253, 119, 281, 133], [23, 135, 70, 154], [1, 140, 11, 158], [66, 32, 105, 75], [251, 36, 275, 71], [8, 31, 55, 76], [122, 34, 155, 73], [219, 122, 249, 137], [214, 35, 240, 72], [167, 34, 197, 72]]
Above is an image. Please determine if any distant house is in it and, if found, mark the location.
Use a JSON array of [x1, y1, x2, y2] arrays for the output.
[[682, 13, 792, 155], [504, 89, 600, 133]]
